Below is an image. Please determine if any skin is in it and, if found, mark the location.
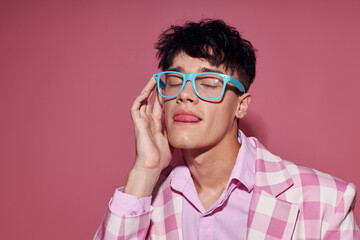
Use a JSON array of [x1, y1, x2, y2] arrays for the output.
[[125, 52, 251, 210]]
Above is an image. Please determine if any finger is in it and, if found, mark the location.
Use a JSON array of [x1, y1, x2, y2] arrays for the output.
[[140, 77, 156, 116], [152, 99, 163, 132], [131, 90, 148, 120], [140, 76, 157, 95], [153, 89, 163, 120], [130, 77, 157, 115], [145, 88, 155, 115], [131, 89, 149, 112]]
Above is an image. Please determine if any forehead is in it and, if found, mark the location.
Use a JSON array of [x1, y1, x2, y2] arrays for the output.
[[168, 51, 229, 75]]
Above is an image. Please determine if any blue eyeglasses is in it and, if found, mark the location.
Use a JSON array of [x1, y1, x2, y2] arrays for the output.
[[154, 71, 245, 101]]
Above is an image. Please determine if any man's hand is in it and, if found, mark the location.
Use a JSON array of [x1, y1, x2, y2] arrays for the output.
[[124, 77, 173, 198]]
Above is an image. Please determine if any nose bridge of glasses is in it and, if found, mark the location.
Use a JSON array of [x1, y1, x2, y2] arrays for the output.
[[180, 73, 193, 86], [183, 73, 195, 82], [180, 73, 197, 95]]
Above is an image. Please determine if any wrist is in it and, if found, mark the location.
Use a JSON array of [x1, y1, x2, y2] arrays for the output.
[[124, 167, 161, 198]]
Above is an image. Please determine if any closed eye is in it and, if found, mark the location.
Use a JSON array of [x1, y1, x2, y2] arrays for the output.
[[200, 83, 220, 88]]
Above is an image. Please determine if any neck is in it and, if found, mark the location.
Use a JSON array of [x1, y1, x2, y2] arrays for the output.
[[182, 128, 240, 197]]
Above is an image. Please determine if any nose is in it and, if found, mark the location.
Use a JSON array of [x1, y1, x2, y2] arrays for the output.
[[176, 80, 198, 103]]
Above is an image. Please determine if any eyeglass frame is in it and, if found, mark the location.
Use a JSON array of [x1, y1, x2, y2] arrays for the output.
[[154, 71, 246, 101]]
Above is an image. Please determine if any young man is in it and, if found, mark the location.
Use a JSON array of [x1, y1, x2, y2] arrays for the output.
[[94, 19, 359, 239]]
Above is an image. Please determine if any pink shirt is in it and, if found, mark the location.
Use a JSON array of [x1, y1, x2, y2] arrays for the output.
[[109, 130, 256, 239]]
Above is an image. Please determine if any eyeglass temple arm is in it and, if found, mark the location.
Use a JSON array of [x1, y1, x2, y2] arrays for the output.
[[159, 79, 166, 90], [229, 78, 246, 93]]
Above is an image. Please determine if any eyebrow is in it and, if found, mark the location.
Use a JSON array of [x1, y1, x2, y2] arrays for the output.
[[166, 66, 224, 74], [198, 67, 224, 74], [167, 66, 184, 72]]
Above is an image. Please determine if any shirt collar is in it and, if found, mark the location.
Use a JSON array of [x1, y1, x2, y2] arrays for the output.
[[228, 129, 256, 192], [170, 130, 256, 193]]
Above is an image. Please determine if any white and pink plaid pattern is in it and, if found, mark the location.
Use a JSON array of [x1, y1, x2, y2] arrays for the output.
[[94, 137, 359, 239]]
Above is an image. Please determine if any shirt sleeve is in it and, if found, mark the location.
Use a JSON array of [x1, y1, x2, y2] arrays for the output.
[[109, 187, 152, 215], [93, 187, 153, 240]]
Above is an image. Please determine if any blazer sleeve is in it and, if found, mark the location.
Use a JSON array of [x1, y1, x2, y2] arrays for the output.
[[93, 188, 153, 240], [323, 183, 360, 239]]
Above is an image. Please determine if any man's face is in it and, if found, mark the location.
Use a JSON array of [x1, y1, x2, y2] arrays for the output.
[[163, 51, 250, 150]]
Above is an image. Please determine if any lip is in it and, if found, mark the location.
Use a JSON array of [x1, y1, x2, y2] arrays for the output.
[[173, 109, 202, 124]]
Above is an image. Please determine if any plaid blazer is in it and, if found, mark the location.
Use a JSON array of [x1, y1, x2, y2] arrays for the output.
[[94, 137, 360, 239]]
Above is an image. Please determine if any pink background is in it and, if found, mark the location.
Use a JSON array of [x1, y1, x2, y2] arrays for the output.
[[1, 0, 359, 239]]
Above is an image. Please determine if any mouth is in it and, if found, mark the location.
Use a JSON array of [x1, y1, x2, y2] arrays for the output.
[[173, 109, 201, 124]]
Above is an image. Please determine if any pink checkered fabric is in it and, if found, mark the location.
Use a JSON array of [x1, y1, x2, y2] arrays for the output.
[[94, 137, 360, 239]]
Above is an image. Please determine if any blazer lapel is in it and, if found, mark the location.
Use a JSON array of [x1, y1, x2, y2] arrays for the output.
[[247, 138, 299, 240]]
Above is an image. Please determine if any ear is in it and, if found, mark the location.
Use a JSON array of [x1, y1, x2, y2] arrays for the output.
[[235, 92, 251, 119]]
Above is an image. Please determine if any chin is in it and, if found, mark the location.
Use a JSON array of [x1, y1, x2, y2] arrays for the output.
[[168, 131, 212, 150], [168, 131, 198, 149]]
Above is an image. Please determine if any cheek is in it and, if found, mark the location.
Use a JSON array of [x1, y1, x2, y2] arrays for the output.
[[221, 93, 239, 117], [213, 100, 237, 122], [209, 110, 232, 132]]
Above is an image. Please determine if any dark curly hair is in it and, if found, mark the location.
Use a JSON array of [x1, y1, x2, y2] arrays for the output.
[[155, 19, 256, 92]]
